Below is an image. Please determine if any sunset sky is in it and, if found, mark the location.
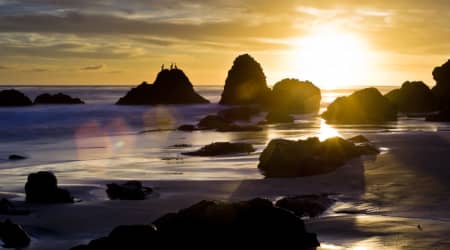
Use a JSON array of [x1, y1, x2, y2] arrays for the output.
[[0, 0, 449, 88]]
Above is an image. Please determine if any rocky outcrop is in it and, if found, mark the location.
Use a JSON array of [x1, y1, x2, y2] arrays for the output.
[[106, 181, 152, 200], [217, 106, 261, 121], [0, 89, 32, 106], [258, 136, 378, 177], [117, 68, 209, 105], [219, 54, 271, 105], [431, 59, 450, 108], [0, 220, 30, 248], [276, 194, 335, 218], [194, 115, 262, 132], [24, 171, 73, 203], [8, 154, 26, 161], [270, 78, 321, 114], [322, 88, 397, 124], [385, 81, 436, 113], [72, 198, 319, 249], [34, 93, 84, 104], [182, 142, 255, 156]]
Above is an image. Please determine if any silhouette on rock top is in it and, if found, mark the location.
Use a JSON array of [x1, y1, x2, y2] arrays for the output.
[[0, 89, 33, 106], [220, 54, 271, 105], [270, 78, 321, 114], [385, 81, 436, 113], [117, 68, 209, 105], [34, 93, 84, 104], [431, 59, 450, 108]]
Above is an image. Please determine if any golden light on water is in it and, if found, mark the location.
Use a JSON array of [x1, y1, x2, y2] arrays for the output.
[[318, 119, 340, 141]]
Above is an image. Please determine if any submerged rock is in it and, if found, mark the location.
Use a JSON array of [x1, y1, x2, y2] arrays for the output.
[[219, 54, 271, 105], [34, 93, 84, 104], [182, 142, 255, 156], [117, 68, 209, 105], [217, 106, 261, 121], [0, 219, 30, 248], [106, 181, 152, 200], [0, 89, 32, 106], [24, 171, 73, 203], [197, 115, 230, 130], [265, 112, 294, 123], [385, 81, 436, 113], [322, 88, 397, 124], [276, 194, 335, 218], [8, 155, 26, 161], [270, 78, 321, 114], [258, 136, 377, 177], [431, 59, 450, 108]]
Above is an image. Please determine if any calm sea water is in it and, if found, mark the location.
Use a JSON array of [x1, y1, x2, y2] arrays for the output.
[[0, 85, 449, 185]]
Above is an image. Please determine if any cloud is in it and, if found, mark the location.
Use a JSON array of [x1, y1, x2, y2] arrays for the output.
[[81, 64, 104, 70]]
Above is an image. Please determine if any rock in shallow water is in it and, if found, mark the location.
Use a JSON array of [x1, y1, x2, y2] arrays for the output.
[[34, 93, 84, 104], [0, 89, 32, 106], [24, 171, 73, 203], [182, 142, 255, 156], [106, 181, 152, 200], [0, 219, 31, 248], [276, 194, 335, 218], [8, 154, 26, 161]]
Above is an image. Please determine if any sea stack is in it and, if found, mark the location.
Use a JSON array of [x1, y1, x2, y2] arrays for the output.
[[0, 89, 33, 106], [117, 67, 209, 105], [34, 93, 84, 104], [431, 59, 450, 108], [385, 81, 436, 113], [219, 54, 271, 105]]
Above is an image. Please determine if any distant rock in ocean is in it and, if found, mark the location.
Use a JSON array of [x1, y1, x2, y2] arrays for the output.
[[0, 89, 32, 106], [322, 88, 397, 124], [25, 171, 74, 203], [8, 154, 27, 161], [106, 181, 152, 200], [34, 93, 84, 104], [182, 142, 255, 156], [270, 78, 321, 114], [219, 54, 271, 105], [385, 81, 436, 113], [116, 68, 209, 105], [431, 59, 450, 108]]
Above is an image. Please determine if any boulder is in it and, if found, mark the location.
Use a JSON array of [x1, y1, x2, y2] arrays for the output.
[[217, 106, 261, 121], [34, 93, 84, 104], [276, 194, 335, 218], [0, 219, 30, 248], [219, 54, 271, 105], [270, 78, 321, 114], [322, 88, 397, 124], [24, 171, 74, 203], [8, 154, 26, 161], [177, 124, 197, 131], [0, 89, 32, 106], [258, 136, 376, 177], [431, 59, 450, 108], [265, 112, 294, 123], [116, 68, 209, 105], [182, 142, 255, 156], [348, 135, 369, 143], [0, 199, 30, 215], [106, 181, 152, 200], [72, 198, 319, 249], [197, 115, 231, 130], [385, 81, 436, 113]]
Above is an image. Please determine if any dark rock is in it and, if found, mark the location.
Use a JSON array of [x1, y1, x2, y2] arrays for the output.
[[258, 136, 375, 177], [431, 59, 450, 108], [217, 106, 261, 121], [24, 171, 73, 203], [34, 93, 84, 104], [265, 112, 294, 123], [219, 54, 271, 105], [197, 115, 231, 130], [216, 124, 263, 132], [170, 144, 191, 148], [106, 181, 152, 200], [270, 78, 321, 114], [322, 88, 397, 124], [385, 81, 436, 113], [182, 142, 255, 156], [276, 194, 335, 218], [116, 68, 209, 105], [0, 199, 30, 216], [8, 155, 26, 161], [426, 108, 450, 122], [177, 124, 197, 131], [348, 135, 369, 143], [0, 219, 30, 248], [0, 89, 32, 106]]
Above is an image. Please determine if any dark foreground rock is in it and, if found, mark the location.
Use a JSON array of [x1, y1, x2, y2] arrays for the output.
[[8, 154, 26, 161], [385, 81, 436, 113], [106, 181, 152, 200], [0, 89, 32, 106], [258, 136, 378, 177], [34, 93, 84, 104], [219, 54, 271, 105], [0, 219, 30, 248], [0, 199, 30, 215], [431, 59, 450, 108], [182, 142, 255, 156], [276, 194, 335, 218], [71, 198, 320, 249], [117, 68, 209, 105], [270, 78, 321, 114], [24, 171, 73, 203], [322, 88, 397, 124]]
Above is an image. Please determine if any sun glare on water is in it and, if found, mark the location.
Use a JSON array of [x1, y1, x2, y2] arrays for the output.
[[292, 25, 373, 89]]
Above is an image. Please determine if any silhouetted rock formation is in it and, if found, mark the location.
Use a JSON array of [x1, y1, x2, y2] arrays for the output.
[[0, 89, 32, 106], [431, 59, 450, 108], [8, 154, 26, 161], [219, 54, 271, 105], [426, 108, 450, 122], [117, 68, 209, 105], [385, 81, 436, 113], [106, 181, 152, 200], [276, 194, 335, 218], [72, 198, 319, 249], [218, 106, 261, 121], [177, 124, 197, 131], [180, 114, 263, 132], [197, 115, 230, 130], [0, 199, 30, 215], [25, 171, 74, 203], [0, 219, 30, 248], [258, 137, 378, 177], [322, 88, 397, 124], [348, 135, 369, 143], [182, 142, 255, 156], [270, 78, 321, 114], [34, 93, 84, 104]]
